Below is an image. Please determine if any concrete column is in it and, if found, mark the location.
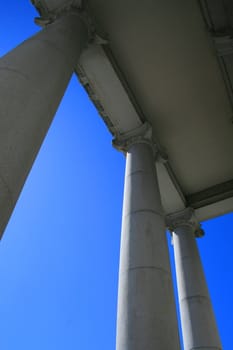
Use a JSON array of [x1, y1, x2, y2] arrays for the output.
[[167, 208, 222, 350], [0, 12, 88, 237], [113, 124, 180, 350]]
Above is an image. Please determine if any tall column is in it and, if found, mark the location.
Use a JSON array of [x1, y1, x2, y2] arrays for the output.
[[0, 11, 88, 237], [113, 123, 180, 350], [167, 208, 222, 350]]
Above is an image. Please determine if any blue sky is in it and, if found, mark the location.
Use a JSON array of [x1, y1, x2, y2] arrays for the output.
[[0, 2, 232, 349]]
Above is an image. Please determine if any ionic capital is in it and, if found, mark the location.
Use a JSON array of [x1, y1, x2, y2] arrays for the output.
[[32, 0, 94, 40], [166, 208, 204, 238], [112, 122, 158, 154]]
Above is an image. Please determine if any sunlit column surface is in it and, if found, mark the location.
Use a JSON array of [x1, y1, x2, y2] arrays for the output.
[[0, 11, 88, 237], [113, 123, 180, 350], [167, 208, 222, 350]]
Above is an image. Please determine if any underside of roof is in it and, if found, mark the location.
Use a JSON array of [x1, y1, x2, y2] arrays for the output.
[[32, 0, 233, 221]]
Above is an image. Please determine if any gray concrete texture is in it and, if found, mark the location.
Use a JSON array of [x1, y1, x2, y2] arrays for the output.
[[173, 224, 222, 350], [116, 142, 180, 350], [0, 13, 87, 237]]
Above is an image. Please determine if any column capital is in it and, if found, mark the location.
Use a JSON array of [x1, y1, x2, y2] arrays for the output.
[[32, 0, 94, 40], [112, 122, 159, 155], [166, 208, 204, 237]]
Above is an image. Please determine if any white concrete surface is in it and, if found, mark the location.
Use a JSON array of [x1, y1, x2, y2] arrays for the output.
[[116, 136, 180, 350], [0, 12, 87, 237], [170, 209, 222, 350]]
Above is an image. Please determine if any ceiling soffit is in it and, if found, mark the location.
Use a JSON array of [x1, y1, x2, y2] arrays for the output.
[[31, 0, 233, 220]]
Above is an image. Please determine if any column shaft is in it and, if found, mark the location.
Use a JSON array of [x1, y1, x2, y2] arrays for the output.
[[116, 142, 180, 350], [0, 13, 87, 236], [173, 224, 222, 350]]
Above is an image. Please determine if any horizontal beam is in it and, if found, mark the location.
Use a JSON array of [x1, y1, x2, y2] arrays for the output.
[[187, 179, 233, 209]]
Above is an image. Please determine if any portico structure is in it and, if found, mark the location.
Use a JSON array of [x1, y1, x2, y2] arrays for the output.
[[0, 1, 232, 349]]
